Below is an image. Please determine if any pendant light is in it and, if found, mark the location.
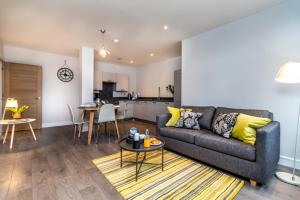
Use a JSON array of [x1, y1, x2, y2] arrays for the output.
[[98, 29, 110, 58]]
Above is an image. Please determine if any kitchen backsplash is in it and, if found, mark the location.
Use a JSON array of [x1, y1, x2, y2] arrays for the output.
[[113, 91, 128, 98]]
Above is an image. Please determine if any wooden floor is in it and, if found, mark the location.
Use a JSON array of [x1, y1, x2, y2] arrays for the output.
[[0, 120, 299, 200]]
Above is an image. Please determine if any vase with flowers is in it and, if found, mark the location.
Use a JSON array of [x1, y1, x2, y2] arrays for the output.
[[166, 84, 174, 96], [7, 105, 29, 119]]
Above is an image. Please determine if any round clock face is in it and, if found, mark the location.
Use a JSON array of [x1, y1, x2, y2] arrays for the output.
[[57, 67, 74, 82]]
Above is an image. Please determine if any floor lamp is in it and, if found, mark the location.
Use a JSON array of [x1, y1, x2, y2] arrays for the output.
[[275, 62, 300, 186], [2, 98, 18, 120]]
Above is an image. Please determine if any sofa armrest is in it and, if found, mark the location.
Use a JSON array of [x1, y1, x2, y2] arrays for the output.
[[256, 121, 280, 180], [156, 114, 171, 136]]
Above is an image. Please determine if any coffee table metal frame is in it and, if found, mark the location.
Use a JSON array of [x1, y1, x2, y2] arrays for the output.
[[119, 137, 165, 181]]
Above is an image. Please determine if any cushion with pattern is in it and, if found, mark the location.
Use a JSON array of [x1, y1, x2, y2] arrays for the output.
[[212, 113, 239, 138], [175, 109, 202, 130]]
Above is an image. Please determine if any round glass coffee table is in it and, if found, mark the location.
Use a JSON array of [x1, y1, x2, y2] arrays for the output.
[[119, 136, 165, 181]]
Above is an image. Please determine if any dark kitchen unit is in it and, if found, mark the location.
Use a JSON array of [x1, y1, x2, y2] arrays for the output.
[[174, 69, 181, 107], [94, 82, 116, 101]]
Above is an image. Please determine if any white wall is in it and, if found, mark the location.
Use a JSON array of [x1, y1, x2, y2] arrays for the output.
[[182, 0, 300, 169], [1, 44, 139, 127], [0, 41, 3, 132], [95, 61, 137, 92], [136, 57, 181, 97], [3, 45, 81, 127], [0, 41, 3, 59]]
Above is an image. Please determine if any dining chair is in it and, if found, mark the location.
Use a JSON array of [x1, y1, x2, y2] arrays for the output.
[[116, 103, 126, 120], [67, 104, 88, 144], [95, 104, 120, 142]]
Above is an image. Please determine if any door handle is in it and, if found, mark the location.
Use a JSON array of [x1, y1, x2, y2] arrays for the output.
[[36, 97, 41, 100]]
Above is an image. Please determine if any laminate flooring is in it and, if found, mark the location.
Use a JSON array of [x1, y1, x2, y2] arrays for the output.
[[0, 120, 299, 200]]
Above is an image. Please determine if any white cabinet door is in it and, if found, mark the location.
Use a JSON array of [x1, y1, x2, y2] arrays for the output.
[[126, 102, 134, 118], [133, 101, 143, 119], [102, 72, 116, 82], [119, 101, 134, 118], [132, 101, 174, 122], [94, 71, 103, 90], [116, 74, 129, 91], [148, 101, 158, 122]]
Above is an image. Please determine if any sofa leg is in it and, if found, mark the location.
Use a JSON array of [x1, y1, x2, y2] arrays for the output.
[[250, 180, 257, 187]]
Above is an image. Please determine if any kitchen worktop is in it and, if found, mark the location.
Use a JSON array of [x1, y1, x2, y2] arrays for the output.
[[113, 97, 174, 102]]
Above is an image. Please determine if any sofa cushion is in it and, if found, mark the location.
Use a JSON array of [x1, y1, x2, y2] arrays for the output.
[[159, 127, 199, 144], [195, 131, 256, 161], [213, 107, 272, 123], [182, 106, 215, 130], [212, 112, 239, 138], [175, 110, 202, 130]]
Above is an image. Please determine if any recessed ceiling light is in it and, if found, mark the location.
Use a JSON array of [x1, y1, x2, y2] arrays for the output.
[[113, 39, 119, 43], [130, 60, 134, 64], [150, 53, 154, 57], [163, 25, 168, 30]]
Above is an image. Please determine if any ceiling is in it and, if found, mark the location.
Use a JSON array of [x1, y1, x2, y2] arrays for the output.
[[0, 0, 284, 66]]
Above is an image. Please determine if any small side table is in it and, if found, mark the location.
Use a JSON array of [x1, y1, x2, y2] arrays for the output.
[[0, 118, 37, 149], [119, 137, 165, 181]]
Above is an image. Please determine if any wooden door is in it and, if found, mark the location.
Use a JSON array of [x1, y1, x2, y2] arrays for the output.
[[3, 62, 42, 130]]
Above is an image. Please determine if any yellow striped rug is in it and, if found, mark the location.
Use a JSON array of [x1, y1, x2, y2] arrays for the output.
[[92, 150, 244, 200]]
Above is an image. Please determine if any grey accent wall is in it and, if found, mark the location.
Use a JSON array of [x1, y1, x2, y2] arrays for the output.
[[174, 69, 181, 107], [182, 0, 300, 169]]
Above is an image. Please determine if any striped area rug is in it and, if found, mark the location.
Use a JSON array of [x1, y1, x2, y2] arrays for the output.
[[92, 150, 244, 200]]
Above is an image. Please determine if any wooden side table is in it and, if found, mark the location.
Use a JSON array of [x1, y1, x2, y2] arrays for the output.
[[0, 118, 37, 149]]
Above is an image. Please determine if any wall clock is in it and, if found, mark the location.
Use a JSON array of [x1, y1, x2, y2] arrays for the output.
[[57, 60, 74, 82]]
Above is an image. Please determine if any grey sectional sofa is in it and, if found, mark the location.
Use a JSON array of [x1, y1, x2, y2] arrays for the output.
[[156, 106, 280, 184]]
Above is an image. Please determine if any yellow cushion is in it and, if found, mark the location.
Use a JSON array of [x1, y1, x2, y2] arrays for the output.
[[232, 114, 271, 145], [166, 107, 181, 127], [165, 107, 192, 127]]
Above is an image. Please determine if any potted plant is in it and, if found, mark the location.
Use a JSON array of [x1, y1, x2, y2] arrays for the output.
[[7, 105, 29, 119], [166, 84, 174, 96]]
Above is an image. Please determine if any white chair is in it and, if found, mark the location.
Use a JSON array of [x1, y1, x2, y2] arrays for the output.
[[67, 104, 88, 144], [116, 102, 126, 120], [95, 104, 120, 142]]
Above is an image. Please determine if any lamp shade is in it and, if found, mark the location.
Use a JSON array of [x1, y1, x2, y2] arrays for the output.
[[5, 98, 18, 108], [275, 62, 300, 84]]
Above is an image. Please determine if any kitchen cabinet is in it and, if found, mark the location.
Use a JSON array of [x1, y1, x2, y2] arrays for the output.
[[133, 101, 173, 122], [116, 74, 129, 91], [94, 70, 103, 90], [119, 101, 134, 118], [126, 102, 134, 118], [133, 101, 144, 120], [102, 72, 116, 82]]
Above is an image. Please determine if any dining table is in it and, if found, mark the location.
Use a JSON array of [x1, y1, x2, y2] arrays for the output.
[[78, 104, 120, 145]]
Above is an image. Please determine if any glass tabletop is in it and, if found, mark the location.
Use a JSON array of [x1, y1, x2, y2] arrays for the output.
[[119, 136, 165, 152]]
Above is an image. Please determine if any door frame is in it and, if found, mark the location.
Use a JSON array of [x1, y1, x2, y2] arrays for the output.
[[3, 62, 43, 129]]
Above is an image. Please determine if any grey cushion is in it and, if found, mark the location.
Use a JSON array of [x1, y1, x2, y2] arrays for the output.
[[182, 106, 215, 130], [159, 127, 199, 144], [213, 107, 273, 123], [195, 131, 256, 161]]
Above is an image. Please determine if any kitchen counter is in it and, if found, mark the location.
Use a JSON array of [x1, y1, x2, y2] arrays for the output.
[[115, 98, 173, 122], [114, 97, 174, 102]]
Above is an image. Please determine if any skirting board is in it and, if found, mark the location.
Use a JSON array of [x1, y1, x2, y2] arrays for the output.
[[42, 121, 73, 128], [279, 155, 300, 170]]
